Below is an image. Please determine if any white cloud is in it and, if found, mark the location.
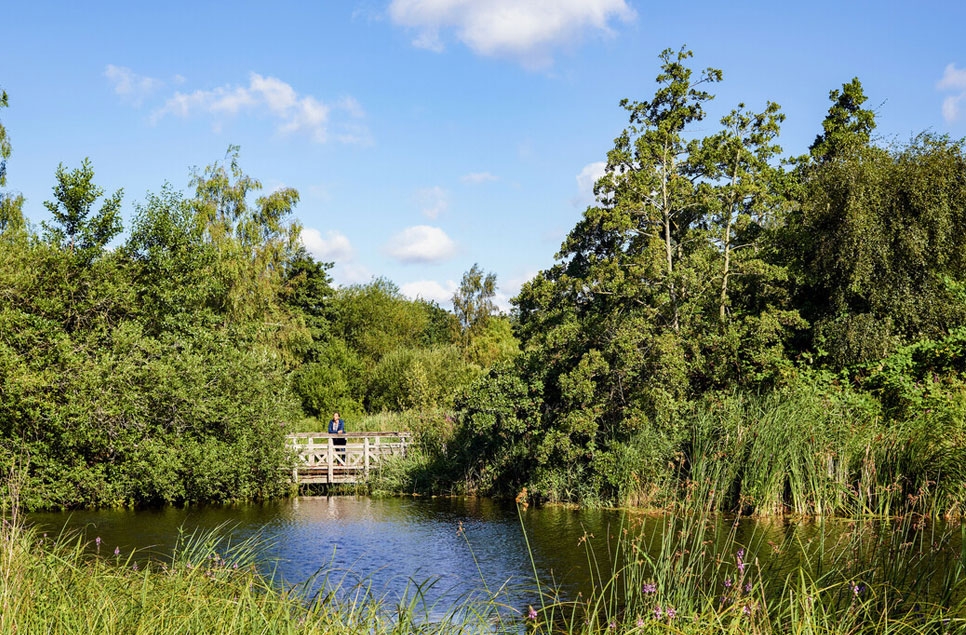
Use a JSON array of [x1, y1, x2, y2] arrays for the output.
[[388, 0, 635, 69], [938, 63, 966, 123], [336, 262, 373, 286], [938, 63, 966, 90], [573, 160, 606, 206], [400, 279, 458, 305], [104, 65, 163, 105], [385, 225, 457, 263], [301, 228, 354, 262], [943, 94, 966, 123], [150, 72, 368, 143], [416, 186, 448, 219], [461, 171, 498, 184]]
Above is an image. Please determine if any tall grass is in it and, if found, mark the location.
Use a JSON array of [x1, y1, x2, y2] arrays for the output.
[[0, 510, 521, 634], [652, 385, 966, 518], [524, 492, 966, 633], [5, 495, 966, 633]]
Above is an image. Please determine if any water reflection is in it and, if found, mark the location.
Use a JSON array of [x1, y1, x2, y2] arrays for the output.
[[27, 497, 964, 612], [30, 496, 603, 607]]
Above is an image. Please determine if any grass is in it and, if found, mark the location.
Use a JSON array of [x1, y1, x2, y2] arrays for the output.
[[0, 509, 528, 634], [5, 494, 966, 634]]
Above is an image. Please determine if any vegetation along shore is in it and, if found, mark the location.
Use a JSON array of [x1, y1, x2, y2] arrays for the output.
[[2, 44, 966, 630]]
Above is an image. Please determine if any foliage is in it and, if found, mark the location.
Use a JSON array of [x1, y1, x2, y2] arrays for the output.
[[41, 158, 123, 257], [0, 151, 304, 510], [0, 87, 9, 188], [444, 49, 966, 513], [452, 263, 497, 334]]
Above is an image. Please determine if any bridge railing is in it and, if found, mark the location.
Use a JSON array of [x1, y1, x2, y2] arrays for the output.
[[286, 432, 412, 484]]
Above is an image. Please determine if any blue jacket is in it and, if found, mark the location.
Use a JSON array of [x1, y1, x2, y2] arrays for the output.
[[328, 419, 345, 434]]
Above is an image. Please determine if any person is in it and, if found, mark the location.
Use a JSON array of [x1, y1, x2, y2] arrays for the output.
[[328, 412, 346, 464]]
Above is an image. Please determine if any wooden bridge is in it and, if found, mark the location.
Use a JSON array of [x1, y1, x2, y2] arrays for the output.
[[287, 432, 411, 484]]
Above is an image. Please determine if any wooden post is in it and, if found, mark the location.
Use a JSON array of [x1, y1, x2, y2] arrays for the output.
[[364, 437, 370, 479], [327, 436, 334, 484]]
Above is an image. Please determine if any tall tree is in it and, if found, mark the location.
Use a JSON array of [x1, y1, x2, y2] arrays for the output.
[[808, 77, 877, 162], [0, 88, 10, 188], [41, 158, 123, 255], [0, 87, 24, 235], [452, 263, 497, 334], [190, 145, 303, 327], [697, 102, 785, 321], [788, 80, 966, 367]]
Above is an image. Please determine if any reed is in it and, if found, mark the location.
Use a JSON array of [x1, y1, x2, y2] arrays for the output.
[[523, 484, 966, 634], [0, 510, 521, 634], [655, 385, 966, 520]]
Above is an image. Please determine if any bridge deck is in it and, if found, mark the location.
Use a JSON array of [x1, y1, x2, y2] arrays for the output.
[[287, 432, 411, 485]]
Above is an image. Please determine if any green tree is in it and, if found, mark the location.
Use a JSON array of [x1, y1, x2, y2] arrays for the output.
[[452, 263, 497, 333], [190, 146, 303, 331], [42, 158, 123, 255], [0, 88, 10, 187], [787, 80, 966, 367], [808, 77, 877, 162], [697, 101, 785, 320], [123, 186, 219, 336], [0, 88, 24, 235]]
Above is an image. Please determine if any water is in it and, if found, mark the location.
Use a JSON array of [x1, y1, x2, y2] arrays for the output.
[[27, 497, 965, 614], [27, 496, 623, 608]]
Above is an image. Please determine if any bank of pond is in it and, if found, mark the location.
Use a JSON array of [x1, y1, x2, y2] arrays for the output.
[[3, 495, 965, 633]]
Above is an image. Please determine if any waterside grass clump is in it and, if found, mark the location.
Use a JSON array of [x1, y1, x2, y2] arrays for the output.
[[0, 510, 516, 634], [6, 483, 966, 634]]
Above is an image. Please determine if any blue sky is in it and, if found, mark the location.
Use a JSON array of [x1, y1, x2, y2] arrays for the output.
[[3, 1, 965, 310]]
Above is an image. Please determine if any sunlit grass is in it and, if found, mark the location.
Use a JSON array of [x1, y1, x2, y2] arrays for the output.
[[5, 500, 966, 634]]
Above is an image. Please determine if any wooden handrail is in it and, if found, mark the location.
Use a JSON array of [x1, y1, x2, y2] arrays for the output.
[[286, 431, 411, 484], [287, 431, 412, 438]]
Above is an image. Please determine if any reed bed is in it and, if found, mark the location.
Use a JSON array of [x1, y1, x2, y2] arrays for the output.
[[0, 510, 520, 634], [6, 470, 966, 633]]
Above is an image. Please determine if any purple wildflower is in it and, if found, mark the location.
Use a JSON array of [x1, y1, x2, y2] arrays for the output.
[[666, 607, 677, 619], [653, 606, 663, 619], [743, 603, 753, 616], [745, 582, 752, 593], [527, 606, 537, 620], [132, 562, 138, 571], [95, 536, 101, 548], [724, 577, 732, 588], [642, 582, 657, 594], [114, 546, 120, 556], [636, 617, 645, 628]]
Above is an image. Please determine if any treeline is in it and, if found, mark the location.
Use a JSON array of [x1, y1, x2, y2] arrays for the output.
[[0, 119, 514, 508], [436, 48, 966, 513], [4, 45, 966, 515]]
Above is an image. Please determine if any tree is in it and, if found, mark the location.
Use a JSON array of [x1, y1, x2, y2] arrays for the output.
[[123, 186, 219, 336], [697, 102, 785, 321], [576, 45, 722, 332], [0, 89, 25, 235], [190, 145, 303, 327], [785, 79, 966, 368], [808, 77, 877, 162], [0, 88, 10, 188], [42, 158, 123, 255], [452, 263, 498, 334], [283, 246, 335, 347]]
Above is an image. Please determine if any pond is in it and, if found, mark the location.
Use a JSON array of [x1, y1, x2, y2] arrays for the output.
[[27, 496, 965, 617]]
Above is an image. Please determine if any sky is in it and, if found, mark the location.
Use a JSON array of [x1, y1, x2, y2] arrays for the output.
[[3, 1, 965, 311]]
